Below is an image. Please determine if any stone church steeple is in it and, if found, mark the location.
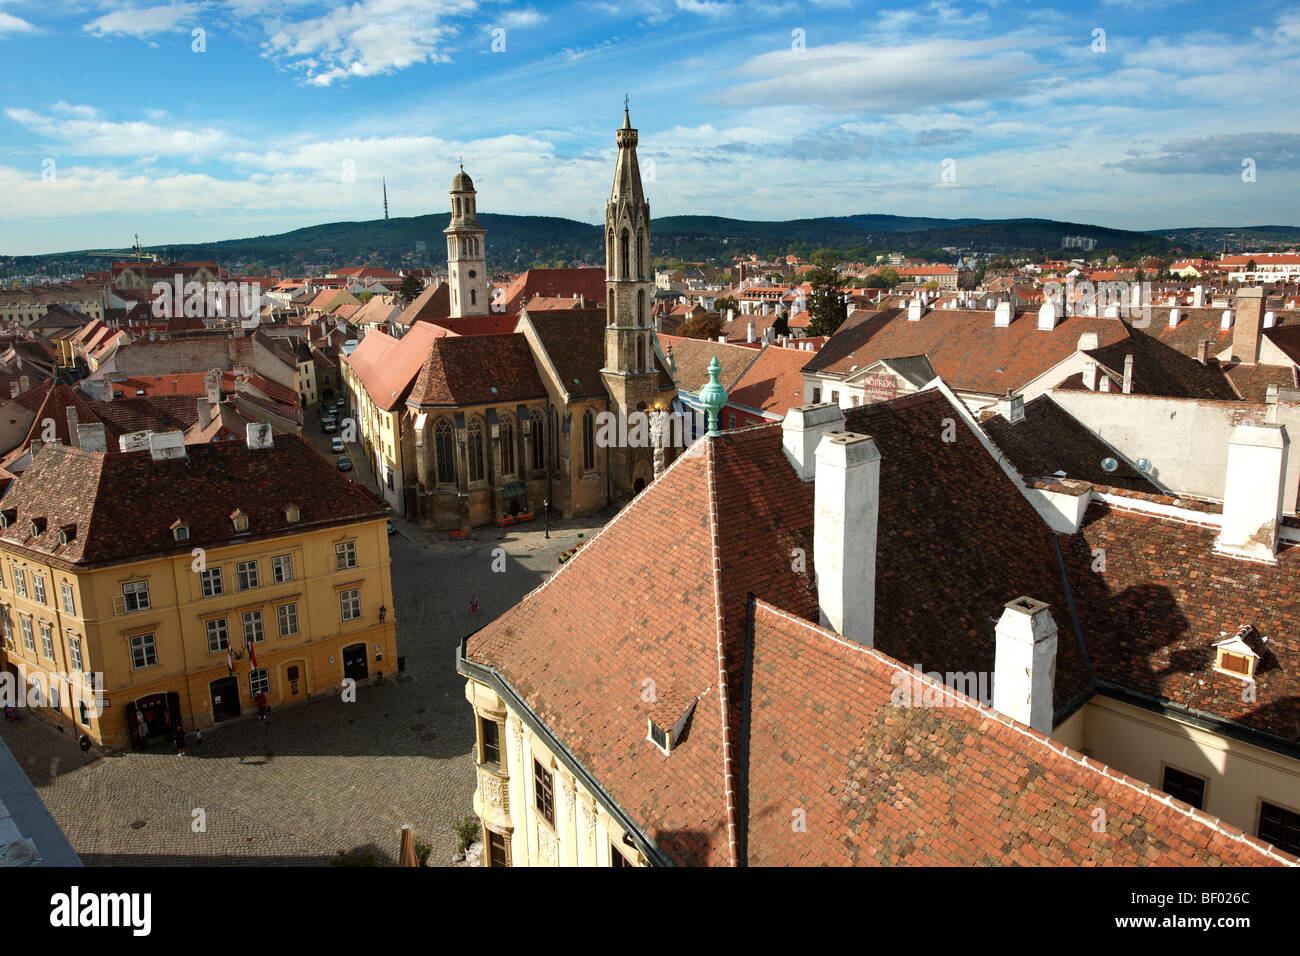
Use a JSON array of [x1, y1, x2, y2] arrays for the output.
[[601, 103, 661, 500], [445, 162, 489, 317]]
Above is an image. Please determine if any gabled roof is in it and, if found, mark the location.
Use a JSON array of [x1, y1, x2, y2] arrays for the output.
[[344, 323, 443, 411], [657, 334, 758, 396], [407, 333, 546, 407], [499, 268, 606, 315], [723, 345, 810, 417], [396, 282, 450, 327], [0, 436, 383, 569]]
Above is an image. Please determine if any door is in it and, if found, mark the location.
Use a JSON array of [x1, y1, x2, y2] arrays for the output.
[[342, 643, 368, 682], [210, 677, 241, 722], [283, 662, 305, 702]]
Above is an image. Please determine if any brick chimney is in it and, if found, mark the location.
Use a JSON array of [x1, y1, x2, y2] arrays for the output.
[[1217, 422, 1289, 563], [1197, 339, 1210, 365], [781, 403, 846, 481], [1232, 288, 1265, 365], [813, 431, 880, 647], [993, 597, 1059, 735]]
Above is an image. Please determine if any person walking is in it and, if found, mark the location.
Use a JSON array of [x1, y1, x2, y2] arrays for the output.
[[470, 593, 480, 615], [173, 724, 186, 757], [255, 691, 269, 720], [194, 728, 203, 748]]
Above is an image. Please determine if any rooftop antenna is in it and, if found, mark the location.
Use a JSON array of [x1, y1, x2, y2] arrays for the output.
[[383, 177, 389, 221]]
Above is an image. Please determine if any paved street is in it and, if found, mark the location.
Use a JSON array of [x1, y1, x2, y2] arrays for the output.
[[0, 408, 612, 866]]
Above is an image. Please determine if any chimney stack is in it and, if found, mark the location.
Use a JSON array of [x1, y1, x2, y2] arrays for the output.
[[76, 423, 107, 454], [246, 423, 274, 449], [993, 597, 1059, 735], [1197, 339, 1210, 365], [1122, 354, 1134, 394], [746, 321, 756, 344], [907, 298, 924, 321], [998, 389, 1025, 423], [813, 431, 880, 648], [19, 375, 29, 393], [1193, 285, 1205, 308], [1217, 423, 1288, 563], [66, 408, 80, 447], [1232, 288, 1265, 366], [8, 382, 17, 399], [781, 403, 846, 481], [1168, 308, 1181, 328], [1082, 361, 1097, 391], [1036, 295, 1060, 330], [994, 301, 1012, 327], [197, 397, 212, 431]]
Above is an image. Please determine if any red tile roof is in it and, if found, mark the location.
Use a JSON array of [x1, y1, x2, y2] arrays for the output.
[[344, 323, 443, 411], [725, 345, 811, 418], [407, 333, 545, 407], [499, 268, 606, 315]]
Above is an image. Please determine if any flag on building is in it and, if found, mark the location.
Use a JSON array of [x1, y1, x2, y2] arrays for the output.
[[226, 645, 234, 677], [248, 640, 258, 669]]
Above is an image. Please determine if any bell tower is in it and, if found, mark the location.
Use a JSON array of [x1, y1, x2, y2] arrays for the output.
[[445, 162, 489, 317], [600, 103, 661, 499]]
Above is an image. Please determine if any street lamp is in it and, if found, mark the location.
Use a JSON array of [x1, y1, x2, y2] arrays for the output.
[[543, 499, 550, 539]]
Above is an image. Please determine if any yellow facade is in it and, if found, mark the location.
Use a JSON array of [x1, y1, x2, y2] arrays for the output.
[[463, 677, 645, 867], [341, 360, 405, 512], [0, 515, 396, 752]]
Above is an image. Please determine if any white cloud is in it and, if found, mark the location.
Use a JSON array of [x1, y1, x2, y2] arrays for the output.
[[6, 105, 233, 156], [0, 10, 36, 35], [83, 2, 202, 38]]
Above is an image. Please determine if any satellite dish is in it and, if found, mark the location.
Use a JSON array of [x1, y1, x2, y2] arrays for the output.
[[1100, 457, 1119, 473], [1135, 458, 1152, 473]]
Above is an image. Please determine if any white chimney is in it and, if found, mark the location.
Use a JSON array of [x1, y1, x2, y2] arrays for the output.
[[102, 379, 114, 402], [813, 431, 879, 648], [998, 390, 1025, 423], [1168, 308, 1181, 328], [204, 368, 221, 405], [781, 403, 846, 481], [717, 335, 727, 344], [907, 298, 923, 321], [1216, 423, 1288, 563], [746, 321, 755, 344], [1264, 311, 1277, 329], [7, 382, 17, 399], [994, 301, 1012, 327], [993, 597, 1059, 735], [1193, 285, 1205, 308], [148, 430, 187, 461], [1036, 296, 1060, 330], [246, 422, 274, 449], [1122, 354, 1134, 394], [1077, 331, 1099, 352], [1082, 361, 1097, 391], [1220, 310, 1234, 330], [1099, 374, 1111, 392], [76, 423, 107, 454], [66, 408, 80, 447], [19, 375, 29, 393]]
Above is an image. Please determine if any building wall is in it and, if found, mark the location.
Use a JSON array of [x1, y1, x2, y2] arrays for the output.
[[1075, 695, 1300, 847], [0, 516, 396, 752], [342, 362, 405, 515], [465, 678, 645, 866]]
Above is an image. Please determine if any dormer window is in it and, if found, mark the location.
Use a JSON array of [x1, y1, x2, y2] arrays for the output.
[[230, 509, 249, 534], [171, 519, 189, 542], [1212, 625, 1266, 681], [29, 517, 45, 538], [57, 524, 75, 546], [647, 697, 699, 755], [0, 508, 13, 529], [648, 719, 671, 754], [284, 503, 301, 523]]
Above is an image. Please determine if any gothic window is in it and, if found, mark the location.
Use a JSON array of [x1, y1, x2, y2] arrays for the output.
[[582, 409, 596, 472], [637, 335, 646, 374], [434, 419, 456, 484], [500, 414, 516, 476], [637, 288, 645, 326], [468, 418, 486, 483], [620, 230, 630, 279], [549, 405, 560, 472], [607, 290, 614, 324], [606, 229, 615, 272], [637, 229, 644, 278], [529, 408, 544, 470], [470, 289, 477, 307]]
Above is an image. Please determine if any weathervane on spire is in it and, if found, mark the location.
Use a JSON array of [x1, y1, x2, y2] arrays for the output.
[[624, 93, 629, 111], [458, 154, 463, 170]]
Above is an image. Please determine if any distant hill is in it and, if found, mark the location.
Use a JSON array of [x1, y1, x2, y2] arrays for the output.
[[10, 210, 1287, 279]]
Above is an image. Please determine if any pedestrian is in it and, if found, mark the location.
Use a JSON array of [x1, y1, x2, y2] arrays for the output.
[[255, 691, 269, 720], [470, 593, 480, 615], [194, 728, 203, 748], [78, 734, 91, 754], [173, 724, 186, 757]]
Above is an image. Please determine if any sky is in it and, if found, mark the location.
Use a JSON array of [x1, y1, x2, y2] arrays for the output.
[[1, 0, 1297, 255]]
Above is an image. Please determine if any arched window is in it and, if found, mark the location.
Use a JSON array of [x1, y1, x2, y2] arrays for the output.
[[529, 408, 544, 470], [467, 419, 486, 483], [620, 230, 630, 279], [582, 409, 596, 471], [637, 288, 645, 326], [470, 289, 477, 307], [607, 289, 614, 324], [549, 405, 560, 472], [434, 419, 456, 484], [500, 413, 516, 476], [606, 229, 614, 271], [453, 198, 460, 217], [637, 229, 644, 278], [636, 335, 646, 374]]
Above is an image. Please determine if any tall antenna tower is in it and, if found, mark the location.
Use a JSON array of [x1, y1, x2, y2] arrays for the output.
[[383, 177, 389, 221]]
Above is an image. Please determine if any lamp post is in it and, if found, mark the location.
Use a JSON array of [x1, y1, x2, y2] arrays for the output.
[[544, 498, 550, 538]]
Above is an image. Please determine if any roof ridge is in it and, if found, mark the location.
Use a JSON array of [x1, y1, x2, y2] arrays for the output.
[[704, 436, 740, 867], [751, 598, 1299, 866]]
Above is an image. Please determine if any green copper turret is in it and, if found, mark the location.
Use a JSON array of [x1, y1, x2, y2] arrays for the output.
[[700, 355, 728, 437]]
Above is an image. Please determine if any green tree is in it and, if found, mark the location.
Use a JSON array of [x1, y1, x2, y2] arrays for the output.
[[773, 313, 791, 337], [805, 251, 849, 337], [714, 295, 739, 316], [399, 273, 422, 304]]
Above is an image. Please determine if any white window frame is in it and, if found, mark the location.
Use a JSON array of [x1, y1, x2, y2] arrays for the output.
[[20, 617, 34, 652], [206, 617, 229, 653], [129, 632, 158, 670], [340, 588, 361, 622], [200, 568, 224, 598], [39, 621, 54, 659], [277, 602, 298, 638], [14, 568, 26, 599], [237, 560, 260, 591], [336, 541, 357, 571], [60, 581, 75, 615], [32, 574, 45, 605], [271, 554, 294, 584], [119, 580, 149, 614], [242, 610, 265, 644], [249, 667, 270, 697], [68, 635, 83, 672]]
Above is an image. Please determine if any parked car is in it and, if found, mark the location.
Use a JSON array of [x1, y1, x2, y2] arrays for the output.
[[336, 397, 346, 407], [386, 519, 396, 535], [337, 455, 352, 471], [331, 437, 344, 453], [322, 418, 337, 433]]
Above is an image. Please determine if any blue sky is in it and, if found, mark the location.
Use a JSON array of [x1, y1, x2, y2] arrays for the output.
[[1, 0, 1297, 255]]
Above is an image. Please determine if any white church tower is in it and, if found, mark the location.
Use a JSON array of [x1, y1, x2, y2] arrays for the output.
[[445, 162, 489, 317]]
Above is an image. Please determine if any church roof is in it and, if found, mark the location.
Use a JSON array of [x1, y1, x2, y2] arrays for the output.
[[406, 333, 545, 407]]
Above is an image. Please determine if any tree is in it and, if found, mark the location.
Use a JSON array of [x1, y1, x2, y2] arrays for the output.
[[805, 251, 849, 337], [679, 311, 723, 340], [714, 295, 738, 316], [399, 273, 422, 304], [773, 313, 791, 337]]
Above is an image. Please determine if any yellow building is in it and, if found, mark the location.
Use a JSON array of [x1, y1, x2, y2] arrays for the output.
[[0, 426, 396, 752]]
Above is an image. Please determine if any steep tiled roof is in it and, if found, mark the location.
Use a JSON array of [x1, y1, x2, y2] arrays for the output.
[[723, 345, 809, 417], [407, 333, 545, 407], [344, 323, 443, 411], [499, 268, 606, 314], [1224, 362, 1297, 402], [1083, 329, 1239, 400], [744, 601, 1291, 866], [397, 282, 450, 326], [524, 309, 608, 399], [804, 308, 1129, 396], [981, 395, 1160, 489], [657, 334, 758, 396], [1064, 497, 1300, 743], [0, 436, 383, 569]]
